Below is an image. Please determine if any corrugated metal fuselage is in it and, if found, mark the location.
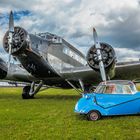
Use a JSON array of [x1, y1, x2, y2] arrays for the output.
[[3, 29, 140, 88], [14, 33, 86, 88]]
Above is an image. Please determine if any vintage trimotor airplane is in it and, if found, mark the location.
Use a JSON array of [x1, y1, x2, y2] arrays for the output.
[[1, 11, 140, 99]]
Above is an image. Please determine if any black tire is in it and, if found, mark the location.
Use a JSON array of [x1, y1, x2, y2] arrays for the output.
[[87, 110, 101, 121], [22, 86, 34, 99]]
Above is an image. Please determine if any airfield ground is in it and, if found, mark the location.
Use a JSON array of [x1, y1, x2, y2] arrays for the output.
[[0, 86, 140, 140]]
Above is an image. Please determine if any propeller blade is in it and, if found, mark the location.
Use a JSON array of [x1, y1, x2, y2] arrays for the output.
[[93, 28, 98, 45], [93, 28, 106, 81], [8, 11, 14, 70], [98, 58, 107, 81], [9, 11, 14, 33]]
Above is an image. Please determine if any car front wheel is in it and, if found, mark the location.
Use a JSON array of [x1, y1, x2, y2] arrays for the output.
[[87, 110, 101, 121]]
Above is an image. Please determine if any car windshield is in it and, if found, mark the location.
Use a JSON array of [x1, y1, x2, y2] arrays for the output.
[[95, 81, 137, 94]]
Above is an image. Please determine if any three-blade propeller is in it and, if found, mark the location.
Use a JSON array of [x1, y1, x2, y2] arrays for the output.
[[8, 11, 14, 70], [92, 28, 106, 81]]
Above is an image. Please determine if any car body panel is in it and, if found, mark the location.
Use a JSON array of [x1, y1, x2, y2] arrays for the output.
[[75, 81, 140, 116]]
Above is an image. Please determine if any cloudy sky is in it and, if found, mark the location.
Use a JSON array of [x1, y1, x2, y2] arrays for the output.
[[0, 0, 140, 62]]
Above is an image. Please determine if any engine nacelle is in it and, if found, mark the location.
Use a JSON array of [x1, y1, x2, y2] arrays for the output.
[[86, 42, 116, 78], [3, 26, 30, 55]]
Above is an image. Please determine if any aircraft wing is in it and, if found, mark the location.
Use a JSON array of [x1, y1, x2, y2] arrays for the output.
[[5, 63, 37, 82], [60, 61, 140, 84], [0, 57, 37, 83], [115, 61, 140, 82]]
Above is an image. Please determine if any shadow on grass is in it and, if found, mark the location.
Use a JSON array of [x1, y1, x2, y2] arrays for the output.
[[0, 93, 80, 100], [36, 94, 80, 100], [75, 114, 140, 121], [76, 114, 87, 120], [0, 93, 20, 99], [105, 114, 140, 119]]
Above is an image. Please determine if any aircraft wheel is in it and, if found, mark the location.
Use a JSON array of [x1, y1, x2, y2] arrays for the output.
[[22, 86, 34, 99], [87, 110, 101, 121]]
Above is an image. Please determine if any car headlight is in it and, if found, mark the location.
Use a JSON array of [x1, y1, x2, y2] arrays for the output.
[[84, 95, 89, 99], [82, 94, 90, 99]]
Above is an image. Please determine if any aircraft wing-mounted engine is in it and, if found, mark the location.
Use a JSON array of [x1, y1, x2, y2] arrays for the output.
[[86, 29, 116, 80], [3, 26, 29, 55], [3, 11, 59, 78]]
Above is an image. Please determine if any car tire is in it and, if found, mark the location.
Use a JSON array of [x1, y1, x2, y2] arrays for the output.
[[87, 110, 101, 121]]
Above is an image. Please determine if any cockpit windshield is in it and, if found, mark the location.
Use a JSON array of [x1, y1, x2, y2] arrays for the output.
[[95, 81, 137, 94]]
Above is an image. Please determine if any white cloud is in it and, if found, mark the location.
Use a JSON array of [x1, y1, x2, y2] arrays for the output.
[[115, 47, 140, 61], [0, 0, 140, 62]]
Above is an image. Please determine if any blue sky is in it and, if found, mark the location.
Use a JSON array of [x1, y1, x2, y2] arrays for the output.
[[13, 10, 31, 21], [0, 10, 31, 26], [0, 0, 140, 62]]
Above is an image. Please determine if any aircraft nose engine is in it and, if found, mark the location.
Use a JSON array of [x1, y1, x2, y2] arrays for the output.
[[3, 26, 30, 55], [86, 43, 116, 78]]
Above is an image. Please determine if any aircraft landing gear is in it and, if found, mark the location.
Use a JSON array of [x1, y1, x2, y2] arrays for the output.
[[22, 86, 34, 99], [65, 79, 95, 94], [22, 81, 43, 99]]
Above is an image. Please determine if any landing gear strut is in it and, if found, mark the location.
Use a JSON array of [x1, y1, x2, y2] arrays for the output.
[[65, 79, 95, 94], [22, 81, 43, 99]]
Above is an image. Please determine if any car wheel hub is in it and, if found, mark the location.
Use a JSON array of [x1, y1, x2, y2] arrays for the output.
[[90, 112, 98, 120]]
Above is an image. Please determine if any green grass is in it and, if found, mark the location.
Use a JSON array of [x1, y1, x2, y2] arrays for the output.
[[0, 87, 140, 140]]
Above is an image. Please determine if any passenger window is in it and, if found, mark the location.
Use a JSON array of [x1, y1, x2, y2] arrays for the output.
[[123, 85, 132, 94], [104, 85, 116, 94], [116, 85, 123, 93]]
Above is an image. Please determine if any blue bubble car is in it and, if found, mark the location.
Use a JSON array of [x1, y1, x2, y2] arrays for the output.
[[75, 80, 140, 121]]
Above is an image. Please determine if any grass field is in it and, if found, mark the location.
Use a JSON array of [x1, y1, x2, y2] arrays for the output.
[[0, 87, 140, 140]]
